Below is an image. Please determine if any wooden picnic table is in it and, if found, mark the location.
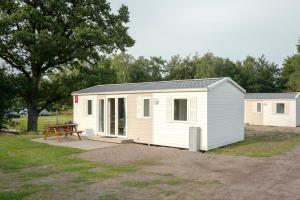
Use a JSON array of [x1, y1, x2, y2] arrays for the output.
[[43, 123, 83, 142]]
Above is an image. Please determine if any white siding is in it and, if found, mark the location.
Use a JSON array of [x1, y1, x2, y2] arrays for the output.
[[73, 95, 98, 135], [262, 100, 296, 127], [207, 82, 244, 150], [297, 98, 300, 126], [152, 92, 208, 150]]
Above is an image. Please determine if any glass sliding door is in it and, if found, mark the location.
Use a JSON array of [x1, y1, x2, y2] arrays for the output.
[[106, 97, 127, 137], [99, 99, 105, 133], [107, 98, 115, 135], [118, 98, 126, 136]]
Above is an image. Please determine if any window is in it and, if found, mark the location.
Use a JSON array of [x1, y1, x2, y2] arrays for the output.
[[257, 103, 262, 112], [99, 99, 104, 132], [87, 100, 92, 115], [174, 99, 187, 121], [143, 99, 150, 117], [276, 103, 285, 114]]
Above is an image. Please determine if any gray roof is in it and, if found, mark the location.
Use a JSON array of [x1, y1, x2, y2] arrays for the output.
[[73, 77, 225, 94], [245, 93, 300, 100]]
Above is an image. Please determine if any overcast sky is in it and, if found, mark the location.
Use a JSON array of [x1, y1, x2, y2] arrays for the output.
[[109, 0, 300, 66]]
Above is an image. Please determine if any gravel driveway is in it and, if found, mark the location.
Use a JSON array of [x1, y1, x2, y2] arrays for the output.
[[78, 126, 300, 200]]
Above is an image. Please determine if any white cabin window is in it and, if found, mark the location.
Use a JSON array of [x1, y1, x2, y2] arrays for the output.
[[276, 103, 285, 114], [173, 99, 187, 121], [143, 98, 150, 117], [87, 100, 92, 115], [257, 103, 262, 112]]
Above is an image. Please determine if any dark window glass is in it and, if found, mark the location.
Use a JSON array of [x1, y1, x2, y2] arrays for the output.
[[276, 103, 285, 114], [257, 103, 262, 112], [88, 100, 92, 115], [144, 99, 150, 117], [174, 99, 187, 121]]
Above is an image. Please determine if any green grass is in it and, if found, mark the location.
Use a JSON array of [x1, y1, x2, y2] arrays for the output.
[[10, 115, 73, 131], [159, 189, 175, 197], [98, 194, 119, 200], [196, 180, 222, 187], [0, 135, 135, 199], [211, 131, 300, 157], [121, 176, 181, 189], [130, 158, 162, 166], [0, 192, 31, 200]]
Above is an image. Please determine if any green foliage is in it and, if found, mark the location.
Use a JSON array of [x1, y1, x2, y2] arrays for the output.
[[211, 132, 300, 157], [282, 42, 300, 92], [0, 67, 15, 129], [10, 115, 73, 131], [236, 55, 282, 92], [0, 0, 134, 131]]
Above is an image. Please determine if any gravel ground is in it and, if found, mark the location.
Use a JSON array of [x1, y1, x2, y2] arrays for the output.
[[76, 126, 300, 200]]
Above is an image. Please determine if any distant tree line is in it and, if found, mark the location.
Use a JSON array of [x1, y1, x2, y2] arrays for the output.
[[47, 40, 300, 109], [1, 41, 300, 129]]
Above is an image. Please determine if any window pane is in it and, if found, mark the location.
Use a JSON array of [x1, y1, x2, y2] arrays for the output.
[[276, 103, 285, 114], [174, 99, 187, 121], [257, 103, 262, 112], [99, 100, 104, 132], [118, 98, 126, 136], [88, 100, 92, 115], [144, 99, 150, 117]]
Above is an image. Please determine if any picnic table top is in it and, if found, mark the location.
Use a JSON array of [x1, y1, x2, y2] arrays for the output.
[[48, 123, 78, 128]]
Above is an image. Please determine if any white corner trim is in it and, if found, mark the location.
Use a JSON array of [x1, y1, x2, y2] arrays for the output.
[[295, 93, 300, 99], [207, 77, 246, 93]]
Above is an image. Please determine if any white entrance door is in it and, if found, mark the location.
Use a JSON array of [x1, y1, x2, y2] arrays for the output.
[[107, 97, 127, 137]]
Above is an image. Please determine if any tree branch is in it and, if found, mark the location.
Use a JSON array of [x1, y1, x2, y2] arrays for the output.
[[0, 53, 31, 79]]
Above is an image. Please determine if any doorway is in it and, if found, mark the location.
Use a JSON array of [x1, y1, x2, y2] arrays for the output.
[[107, 97, 127, 137]]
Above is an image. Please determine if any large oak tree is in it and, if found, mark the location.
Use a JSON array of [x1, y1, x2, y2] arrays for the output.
[[0, 0, 134, 131]]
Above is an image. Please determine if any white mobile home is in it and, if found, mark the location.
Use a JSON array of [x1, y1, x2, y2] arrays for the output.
[[245, 93, 300, 127], [72, 77, 245, 151]]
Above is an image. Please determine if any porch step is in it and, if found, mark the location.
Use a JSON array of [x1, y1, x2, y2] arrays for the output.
[[87, 136, 133, 144]]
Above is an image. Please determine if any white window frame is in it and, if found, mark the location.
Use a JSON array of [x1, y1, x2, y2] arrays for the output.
[[98, 98, 106, 134], [256, 102, 262, 113], [142, 97, 151, 118], [172, 98, 189, 122], [276, 103, 285, 114], [105, 95, 128, 138], [87, 99, 93, 115]]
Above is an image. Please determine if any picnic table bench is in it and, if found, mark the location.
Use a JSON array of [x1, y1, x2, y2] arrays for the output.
[[43, 123, 83, 142]]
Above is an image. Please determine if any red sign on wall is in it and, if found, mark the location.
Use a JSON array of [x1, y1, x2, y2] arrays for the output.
[[75, 95, 78, 103]]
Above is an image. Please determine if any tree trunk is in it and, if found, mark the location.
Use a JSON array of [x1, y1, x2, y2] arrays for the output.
[[27, 75, 39, 132], [27, 102, 38, 132]]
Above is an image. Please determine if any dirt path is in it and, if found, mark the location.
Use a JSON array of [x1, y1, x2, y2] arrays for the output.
[[77, 142, 300, 200]]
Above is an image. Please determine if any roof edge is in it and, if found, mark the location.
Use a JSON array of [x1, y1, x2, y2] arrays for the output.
[[72, 78, 221, 94], [71, 88, 208, 96], [207, 77, 246, 93]]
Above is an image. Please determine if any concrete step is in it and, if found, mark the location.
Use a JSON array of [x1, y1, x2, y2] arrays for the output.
[[87, 136, 133, 144]]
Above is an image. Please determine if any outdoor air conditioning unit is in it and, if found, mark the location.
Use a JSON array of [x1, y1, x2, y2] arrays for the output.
[[189, 127, 201, 152]]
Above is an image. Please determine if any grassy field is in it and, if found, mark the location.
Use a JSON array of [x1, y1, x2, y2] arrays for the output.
[[211, 131, 300, 157], [10, 115, 73, 131], [1, 130, 300, 199], [0, 135, 136, 200]]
